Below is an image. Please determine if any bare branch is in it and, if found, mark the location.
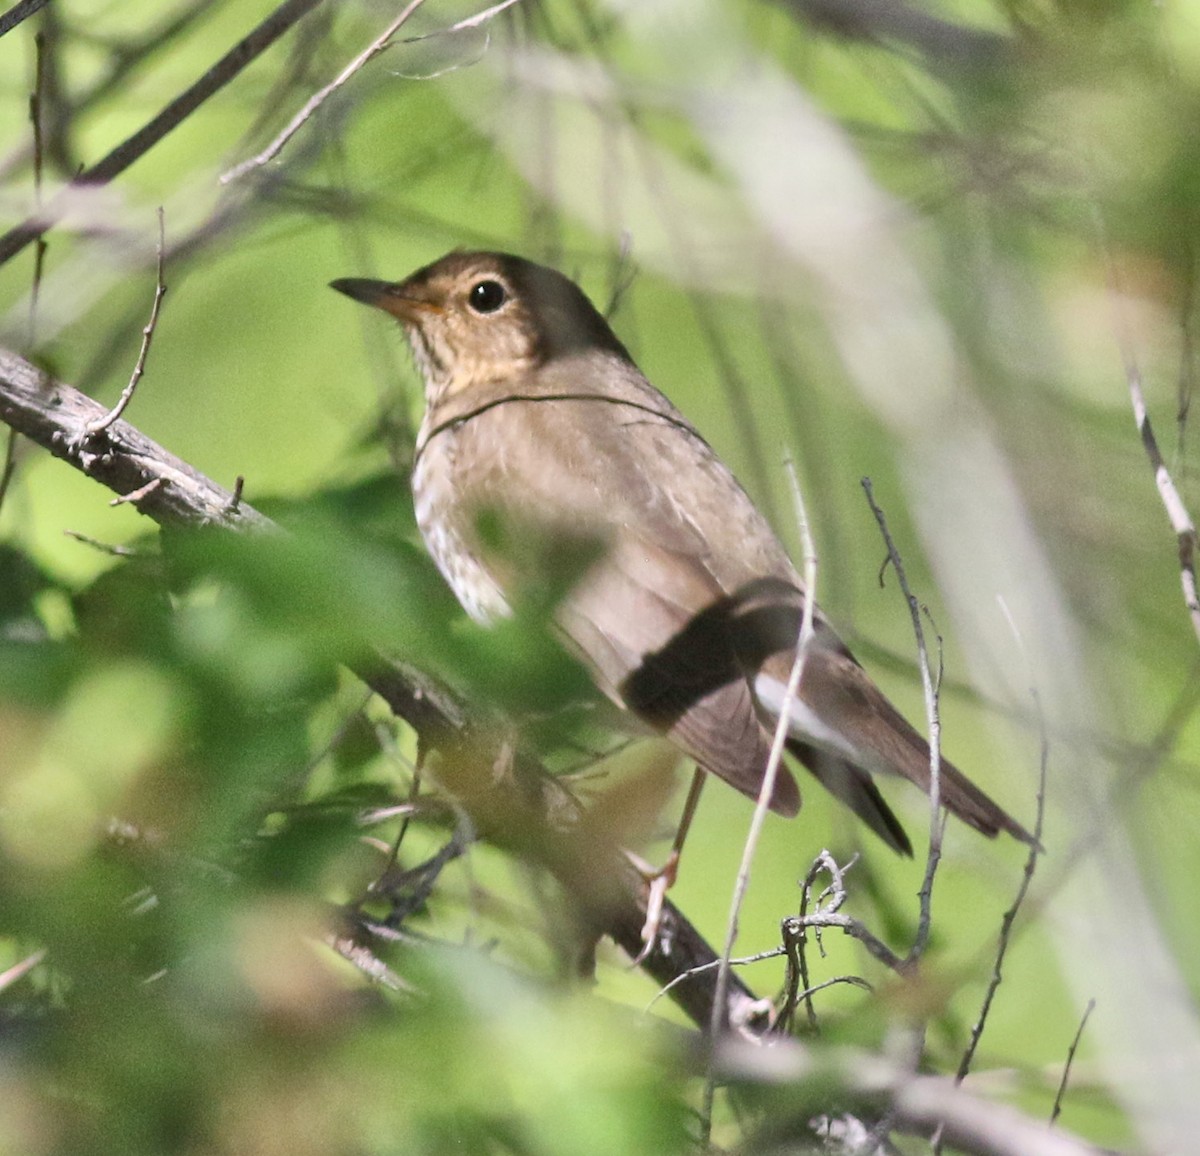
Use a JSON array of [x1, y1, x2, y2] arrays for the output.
[[0, 347, 269, 532], [1099, 228, 1200, 647], [0, 0, 327, 267], [62, 529, 141, 557]]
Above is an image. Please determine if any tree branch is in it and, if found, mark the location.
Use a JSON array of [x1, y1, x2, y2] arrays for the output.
[[0, 0, 327, 267], [0, 343, 762, 1035]]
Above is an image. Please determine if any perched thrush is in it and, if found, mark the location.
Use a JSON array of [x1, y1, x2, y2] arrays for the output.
[[331, 252, 1035, 860]]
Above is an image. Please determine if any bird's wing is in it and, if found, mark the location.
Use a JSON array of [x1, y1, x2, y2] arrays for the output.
[[560, 532, 801, 817]]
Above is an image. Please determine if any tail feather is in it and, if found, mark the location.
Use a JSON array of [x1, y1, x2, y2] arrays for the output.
[[787, 739, 913, 855], [758, 654, 1040, 851]]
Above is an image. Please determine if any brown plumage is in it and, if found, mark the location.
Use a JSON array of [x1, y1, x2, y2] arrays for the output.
[[332, 251, 1035, 855]]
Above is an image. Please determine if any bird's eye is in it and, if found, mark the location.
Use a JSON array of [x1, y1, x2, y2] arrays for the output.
[[467, 279, 507, 314]]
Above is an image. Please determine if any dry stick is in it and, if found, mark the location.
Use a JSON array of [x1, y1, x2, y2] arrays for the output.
[[1050, 998, 1096, 1129], [861, 477, 944, 963], [220, 0, 427, 184], [790, 852, 839, 1033], [0, 0, 327, 268], [781, 850, 897, 1032], [700, 459, 819, 1141], [219, 0, 523, 184], [76, 208, 167, 444], [650, 949, 867, 1013]]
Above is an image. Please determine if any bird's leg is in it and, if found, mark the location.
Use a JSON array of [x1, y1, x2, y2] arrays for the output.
[[636, 766, 707, 959]]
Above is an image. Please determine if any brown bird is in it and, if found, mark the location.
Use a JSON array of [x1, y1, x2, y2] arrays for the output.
[[331, 251, 1035, 876]]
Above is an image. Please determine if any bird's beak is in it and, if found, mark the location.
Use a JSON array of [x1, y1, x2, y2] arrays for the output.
[[329, 278, 439, 323]]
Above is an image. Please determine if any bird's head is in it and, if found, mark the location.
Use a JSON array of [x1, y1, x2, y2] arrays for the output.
[[331, 251, 631, 404]]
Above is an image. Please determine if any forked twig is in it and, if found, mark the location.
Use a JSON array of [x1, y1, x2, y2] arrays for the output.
[[76, 207, 166, 444], [778, 849, 875, 1033]]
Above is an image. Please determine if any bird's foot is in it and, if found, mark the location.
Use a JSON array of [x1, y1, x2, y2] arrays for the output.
[[629, 849, 679, 964]]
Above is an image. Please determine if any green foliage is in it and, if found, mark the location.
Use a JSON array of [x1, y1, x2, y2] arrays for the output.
[[0, 480, 691, 1155], [1, 0, 1198, 1152]]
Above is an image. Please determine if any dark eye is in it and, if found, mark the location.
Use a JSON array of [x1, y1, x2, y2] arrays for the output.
[[468, 279, 507, 314]]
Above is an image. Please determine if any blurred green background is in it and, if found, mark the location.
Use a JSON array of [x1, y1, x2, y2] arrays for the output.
[[1, 0, 1198, 1152]]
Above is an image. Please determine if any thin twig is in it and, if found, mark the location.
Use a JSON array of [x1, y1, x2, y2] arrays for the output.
[[953, 600, 1047, 1087], [78, 207, 167, 443], [63, 529, 141, 557], [860, 478, 944, 1154], [702, 458, 818, 1140], [651, 954, 866, 1015], [219, 0, 523, 185], [781, 909, 906, 973], [1097, 214, 1200, 647], [1124, 337, 1200, 645], [28, 28, 47, 344], [1050, 999, 1096, 1128], [861, 477, 944, 964], [220, 0, 427, 184]]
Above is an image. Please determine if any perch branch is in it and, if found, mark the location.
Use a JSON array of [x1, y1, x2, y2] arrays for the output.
[[0, 343, 761, 1035]]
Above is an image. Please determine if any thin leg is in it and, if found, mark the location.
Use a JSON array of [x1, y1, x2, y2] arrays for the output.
[[638, 766, 707, 956]]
